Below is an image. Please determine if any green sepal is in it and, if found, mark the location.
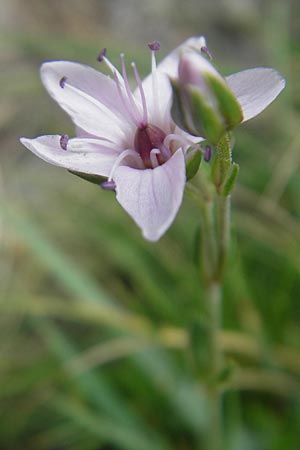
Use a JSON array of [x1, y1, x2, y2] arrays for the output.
[[68, 170, 106, 185], [222, 162, 239, 196], [170, 78, 226, 144], [186, 146, 203, 180], [205, 73, 243, 129], [189, 85, 226, 144]]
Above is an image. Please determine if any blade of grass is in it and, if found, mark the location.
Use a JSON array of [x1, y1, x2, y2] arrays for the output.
[[32, 318, 173, 450], [0, 200, 113, 306], [53, 394, 171, 450]]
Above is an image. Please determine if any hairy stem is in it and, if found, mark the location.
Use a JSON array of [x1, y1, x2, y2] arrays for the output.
[[200, 135, 232, 450], [205, 281, 223, 450], [217, 194, 231, 280]]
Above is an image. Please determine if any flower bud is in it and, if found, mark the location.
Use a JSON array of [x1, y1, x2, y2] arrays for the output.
[[171, 52, 243, 145]]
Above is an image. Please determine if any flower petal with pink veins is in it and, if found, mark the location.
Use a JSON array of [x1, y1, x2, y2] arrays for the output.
[[20, 135, 120, 177], [138, 71, 173, 130], [226, 68, 286, 122], [41, 61, 134, 143], [113, 149, 186, 241], [139, 36, 206, 130], [157, 36, 207, 78]]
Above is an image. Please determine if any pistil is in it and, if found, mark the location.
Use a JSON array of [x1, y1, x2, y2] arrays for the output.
[[134, 124, 166, 168]]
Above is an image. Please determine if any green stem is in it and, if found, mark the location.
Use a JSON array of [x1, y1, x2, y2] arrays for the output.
[[201, 200, 217, 283], [200, 200, 223, 450], [205, 281, 222, 450], [217, 194, 231, 280], [200, 134, 232, 450]]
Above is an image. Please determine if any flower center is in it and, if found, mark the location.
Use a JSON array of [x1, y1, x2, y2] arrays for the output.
[[96, 43, 176, 170], [134, 124, 166, 168]]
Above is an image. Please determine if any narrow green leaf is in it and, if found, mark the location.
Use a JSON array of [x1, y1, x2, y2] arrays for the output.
[[0, 200, 113, 306], [53, 395, 171, 450]]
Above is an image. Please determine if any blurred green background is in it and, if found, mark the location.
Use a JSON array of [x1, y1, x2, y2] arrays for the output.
[[1, 0, 300, 449]]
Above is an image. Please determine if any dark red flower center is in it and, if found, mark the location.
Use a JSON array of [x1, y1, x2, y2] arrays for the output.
[[134, 124, 166, 168]]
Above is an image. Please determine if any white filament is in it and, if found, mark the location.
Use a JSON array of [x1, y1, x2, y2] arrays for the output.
[[150, 148, 160, 168], [108, 149, 144, 181]]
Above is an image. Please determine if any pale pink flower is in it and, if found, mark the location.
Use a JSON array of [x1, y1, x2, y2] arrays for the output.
[[20, 36, 285, 241], [20, 37, 204, 241]]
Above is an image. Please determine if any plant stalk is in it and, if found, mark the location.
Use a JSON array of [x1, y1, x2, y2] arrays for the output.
[[217, 194, 231, 280], [200, 135, 232, 450], [205, 281, 222, 450]]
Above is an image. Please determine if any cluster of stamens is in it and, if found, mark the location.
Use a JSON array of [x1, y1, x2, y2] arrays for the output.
[[58, 40, 208, 191]]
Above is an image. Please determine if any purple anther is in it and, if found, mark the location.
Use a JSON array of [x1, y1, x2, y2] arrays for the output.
[[60, 134, 69, 150], [204, 145, 212, 162], [200, 46, 212, 60], [148, 41, 161, 51], [97, 48, 107, 62], [60, 76, 67, 88], [101, 180, 116, 191]]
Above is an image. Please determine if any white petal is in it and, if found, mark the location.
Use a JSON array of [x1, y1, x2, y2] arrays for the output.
[[139, 36, 207, 129], [226, 68, 286, 122], [174, 126, 204, 148], [178, 51, 223, 86], [20, 135, 119, 177], [138, 71, 173, 130], [157, 36, 208, 78], [41, 61, 134, 142], [113, 149, 186, 241]]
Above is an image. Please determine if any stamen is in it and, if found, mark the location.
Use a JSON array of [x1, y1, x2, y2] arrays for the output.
[[60, 134, 69, 150], [97, 51, 126, 91], [200, 46, 213, 60], [58, 78, 118, 121], [204, 145, 212, 162], [60, 76, 67, 88], [69, 138, 117, 150], [163, 133, 192, 150], [113, 71, 139, 126], [101, 180, 116, 191], [120, 53, 141, 124], [150, 149, 160, 168], [101, 55, 122, 81], [150, 44, 161, 123], [158, 143, 171, 161], [131, 62, 148, 126], [97, 48, 107, 62], [108, 149, 144, 181], [148, 41, 160, 52]]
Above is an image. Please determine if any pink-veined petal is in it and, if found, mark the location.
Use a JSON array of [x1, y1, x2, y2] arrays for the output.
[[157, 36, 207, 78], [226, 68, 286, 122], [139, 36, 206, 129], [20, 135, 120, 177], [138, 71, 173, 130], [41, 61, 134, 142], [113, 149, 186, 241], [178, 51, 223, 88], [174, 126, 204, 149]]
